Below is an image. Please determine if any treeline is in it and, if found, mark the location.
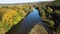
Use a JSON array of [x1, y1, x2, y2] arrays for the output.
[[0, 4, 33, 34], [35, 0, 60, 34], [47, 0, 60, 6], [38, 6, 60, 34]]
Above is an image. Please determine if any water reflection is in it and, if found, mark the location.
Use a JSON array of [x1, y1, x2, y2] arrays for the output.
[[5, 8, 53, 34], [18, 8, 42, 34]]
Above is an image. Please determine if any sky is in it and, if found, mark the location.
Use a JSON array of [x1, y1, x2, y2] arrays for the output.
[[0, 0, 55, 4]]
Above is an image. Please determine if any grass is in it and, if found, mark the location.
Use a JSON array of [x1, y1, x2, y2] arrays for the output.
[[29, 24, 48, 34]]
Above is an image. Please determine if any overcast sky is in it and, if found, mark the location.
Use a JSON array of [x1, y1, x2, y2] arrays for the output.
[[0, 0, 55, 4]]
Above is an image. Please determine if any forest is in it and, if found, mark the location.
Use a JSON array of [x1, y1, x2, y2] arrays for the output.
[[0, 0, 60, 34], [38, 0, 60, 34], [0, 4, 33, 34]]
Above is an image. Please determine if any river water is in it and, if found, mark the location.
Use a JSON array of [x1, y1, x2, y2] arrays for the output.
[[5, 8, 53, 34]]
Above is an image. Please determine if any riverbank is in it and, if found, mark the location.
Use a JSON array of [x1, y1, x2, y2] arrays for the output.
[[38, 6, 60, 34], [0, 4, 34, 34], [5, 8, 53, 34]]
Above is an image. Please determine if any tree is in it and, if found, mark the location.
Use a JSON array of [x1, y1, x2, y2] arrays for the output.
[[49, 20, 54, 27], [2, 9, 20, 26], [54, 10, 60, 15]]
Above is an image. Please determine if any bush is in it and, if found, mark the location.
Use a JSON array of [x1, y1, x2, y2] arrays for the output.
[[57, 26, 60, 34], [47, 7, 53, 14], [49, 20, 54, 27], [54, 10, 60, 15]]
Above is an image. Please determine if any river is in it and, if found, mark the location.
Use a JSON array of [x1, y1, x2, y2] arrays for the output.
[[5, 8, 53, 34]]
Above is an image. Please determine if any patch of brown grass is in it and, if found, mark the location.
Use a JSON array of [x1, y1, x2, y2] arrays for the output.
[[29, 24, 48, 34]]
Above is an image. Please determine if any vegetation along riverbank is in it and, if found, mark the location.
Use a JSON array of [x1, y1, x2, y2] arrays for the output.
[[0, 4, 34, 34], [0, 0, 60, 34]]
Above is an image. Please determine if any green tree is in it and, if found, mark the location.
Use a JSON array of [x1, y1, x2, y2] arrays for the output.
[[49, 20, 54, 27]]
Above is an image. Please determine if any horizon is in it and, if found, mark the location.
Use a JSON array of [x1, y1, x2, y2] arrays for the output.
[[0, 0, 55, 4]]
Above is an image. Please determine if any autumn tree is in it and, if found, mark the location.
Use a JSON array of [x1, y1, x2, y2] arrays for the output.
[[2, 9, 20, 26]]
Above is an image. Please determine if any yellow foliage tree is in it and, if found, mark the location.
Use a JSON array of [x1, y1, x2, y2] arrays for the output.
[[2, 9, 20, 26]]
